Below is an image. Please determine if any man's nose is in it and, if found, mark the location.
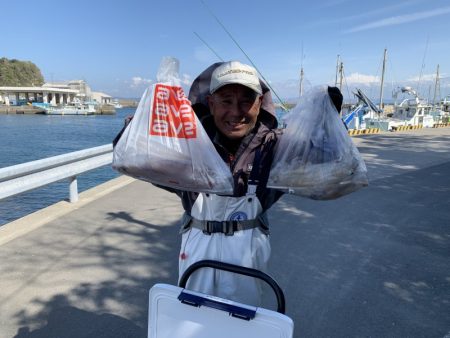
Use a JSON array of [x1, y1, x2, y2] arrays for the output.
[[228, 100, 245, 115]]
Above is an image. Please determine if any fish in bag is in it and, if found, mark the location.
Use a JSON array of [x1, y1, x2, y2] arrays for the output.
[[112, 57, 234, 194], [267, 86, 368, 200]]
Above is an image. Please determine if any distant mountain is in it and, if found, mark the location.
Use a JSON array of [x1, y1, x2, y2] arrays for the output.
[[0, 58, 44, 86]]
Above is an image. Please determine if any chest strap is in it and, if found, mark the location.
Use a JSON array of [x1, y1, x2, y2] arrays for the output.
[[189, 218, 263, 236]]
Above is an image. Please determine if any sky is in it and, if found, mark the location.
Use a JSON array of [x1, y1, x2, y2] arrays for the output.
[[2, 0, 450, 103]]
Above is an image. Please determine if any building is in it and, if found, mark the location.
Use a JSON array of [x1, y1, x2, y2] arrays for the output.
[[91, 91, 112, 105], [0, 85, 78, 106], [0, 80, 112, 106]]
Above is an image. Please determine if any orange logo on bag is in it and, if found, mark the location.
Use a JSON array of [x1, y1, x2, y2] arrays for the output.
[[149, 84, 197, 138]]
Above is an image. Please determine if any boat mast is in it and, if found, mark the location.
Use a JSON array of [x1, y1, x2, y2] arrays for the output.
[[299, 42, 304, 97], [299, 67, 304, 97], [334, 54, 344, 91], [335, 54, 340, 87], [432, 64, 440, 107], [379, 48, 387, 110], [338, 61, 344, 91]]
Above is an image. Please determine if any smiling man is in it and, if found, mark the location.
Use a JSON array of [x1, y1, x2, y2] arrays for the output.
[[173, 60, 285, 306], [208, 83, 262, 140]]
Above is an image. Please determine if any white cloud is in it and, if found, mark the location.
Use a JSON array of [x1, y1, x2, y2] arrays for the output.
[[345, 73, 380, 85], [407, 73, 438, 82], [130, 76, 152, 88], [344, 6, 450, 33]]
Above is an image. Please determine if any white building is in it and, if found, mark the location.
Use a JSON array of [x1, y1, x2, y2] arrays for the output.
[[91, 91, 112, 105], [0, 80, 112, 106]]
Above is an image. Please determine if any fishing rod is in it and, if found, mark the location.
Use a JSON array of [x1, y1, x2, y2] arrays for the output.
[[200, 0, 289, 112]]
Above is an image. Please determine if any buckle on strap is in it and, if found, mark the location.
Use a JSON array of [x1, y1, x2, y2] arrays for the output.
[[188, 218, 264, 236], [203, 221, 235, 236]]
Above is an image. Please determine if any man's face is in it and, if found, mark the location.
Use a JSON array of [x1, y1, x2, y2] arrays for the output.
[[208, 84, 262, 140]]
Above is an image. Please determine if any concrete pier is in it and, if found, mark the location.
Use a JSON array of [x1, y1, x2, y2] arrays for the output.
[[0, 105, 46, 114], [0, 128, 449, 338]]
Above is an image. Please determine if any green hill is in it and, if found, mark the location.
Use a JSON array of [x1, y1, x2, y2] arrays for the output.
[[0, 58, 44, 87]]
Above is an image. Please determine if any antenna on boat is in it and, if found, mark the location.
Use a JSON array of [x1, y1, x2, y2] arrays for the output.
[[200, 0, 289, 112], [193, 31, 224, 61]]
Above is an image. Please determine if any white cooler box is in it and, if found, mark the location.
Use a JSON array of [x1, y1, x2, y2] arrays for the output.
[[148, 260, 294, 338]]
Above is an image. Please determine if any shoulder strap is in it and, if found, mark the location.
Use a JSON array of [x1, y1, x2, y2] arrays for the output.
[[247, 130, 278, 194]]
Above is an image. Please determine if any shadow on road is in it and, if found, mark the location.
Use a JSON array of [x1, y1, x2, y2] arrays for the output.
[[9, 204, 181, 338]]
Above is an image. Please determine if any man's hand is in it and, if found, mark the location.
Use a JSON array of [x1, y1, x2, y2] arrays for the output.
[[327, 86, 343, 112]]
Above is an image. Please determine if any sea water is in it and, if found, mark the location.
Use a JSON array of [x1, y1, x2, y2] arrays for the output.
[[0, 108, 135, 226]]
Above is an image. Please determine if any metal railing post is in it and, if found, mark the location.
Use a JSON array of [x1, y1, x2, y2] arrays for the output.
[[69, 176, 78, 203]]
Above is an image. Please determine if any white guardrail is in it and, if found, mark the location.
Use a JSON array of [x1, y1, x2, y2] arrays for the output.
[[0, 144, 113, 203]]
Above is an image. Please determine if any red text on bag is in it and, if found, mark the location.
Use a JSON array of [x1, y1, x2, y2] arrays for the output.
[[150, 84, 197, 138]]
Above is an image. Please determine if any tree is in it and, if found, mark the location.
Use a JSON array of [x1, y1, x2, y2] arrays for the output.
[[0, 58, 45, 86]]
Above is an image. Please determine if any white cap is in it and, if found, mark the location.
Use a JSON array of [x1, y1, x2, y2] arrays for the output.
[[210, 61, 262, 95]]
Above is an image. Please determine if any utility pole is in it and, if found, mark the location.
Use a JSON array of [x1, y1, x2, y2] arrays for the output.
[[338, 61, 344, 91]]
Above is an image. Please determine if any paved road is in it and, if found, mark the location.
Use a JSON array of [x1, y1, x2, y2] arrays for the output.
[[0, 128, 449, 338]]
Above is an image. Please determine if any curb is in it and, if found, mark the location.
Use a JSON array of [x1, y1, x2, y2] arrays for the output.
[[0, 175, 135, 246], [348, 128, 380, 136]]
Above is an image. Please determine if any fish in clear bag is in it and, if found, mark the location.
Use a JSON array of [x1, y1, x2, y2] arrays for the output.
[[267, 86, 368, 200]]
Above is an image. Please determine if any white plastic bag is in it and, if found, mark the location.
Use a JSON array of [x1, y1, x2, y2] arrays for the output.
[[267, 86, 368, 200], [112, 57, 234, 194]]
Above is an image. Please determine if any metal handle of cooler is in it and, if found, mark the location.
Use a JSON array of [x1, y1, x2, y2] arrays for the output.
[[178, 259, 286, 314]]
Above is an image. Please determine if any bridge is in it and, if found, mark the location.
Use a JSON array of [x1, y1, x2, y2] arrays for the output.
[[0, 128, 449, 338]]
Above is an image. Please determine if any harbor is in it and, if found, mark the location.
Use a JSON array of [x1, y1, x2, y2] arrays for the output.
[[0, 81, 137, 116], [0, 127, 449, 338]]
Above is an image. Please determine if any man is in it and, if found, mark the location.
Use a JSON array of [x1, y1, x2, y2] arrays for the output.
[[175, 61, 284, 306], [123, 60, 343, 306]]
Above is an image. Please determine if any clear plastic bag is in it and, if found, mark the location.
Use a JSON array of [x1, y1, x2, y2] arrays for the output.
[[267, 86, 368, 200], [112, 57, 234, 194]]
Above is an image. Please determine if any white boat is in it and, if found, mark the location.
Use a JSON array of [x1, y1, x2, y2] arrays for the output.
[[45, 102, 96, 115], [438, 95, 450, 123], [389, 86, 435, 128], [364, 86, 436, 131], [112, 99, 122, 109]]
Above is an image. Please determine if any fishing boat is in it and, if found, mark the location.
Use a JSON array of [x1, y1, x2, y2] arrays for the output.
[[440, 95, 450, 114], [44, 102, 96, 115], [389, 86, 435, 128], [362, 86, 436, 131], [112, 99, 123, 109]]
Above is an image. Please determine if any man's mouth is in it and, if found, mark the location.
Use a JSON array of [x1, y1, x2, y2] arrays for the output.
[[226, 121, 245, 128]]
